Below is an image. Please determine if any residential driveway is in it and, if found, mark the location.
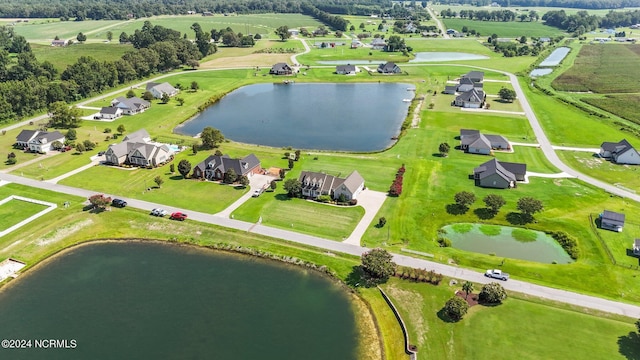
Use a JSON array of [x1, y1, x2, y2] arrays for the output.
[[214, 173, 275, 218], [343, 189, 387, 245], [461, 108, 526, 116], [552, 145, 600, 153]]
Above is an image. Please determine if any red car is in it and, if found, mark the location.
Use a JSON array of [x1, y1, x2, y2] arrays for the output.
[[170, 212, 188, 221]]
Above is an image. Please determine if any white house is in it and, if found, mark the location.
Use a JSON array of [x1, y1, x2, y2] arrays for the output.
[[111, 97, 150, 115], [104, 129, 173, 168], [145, 82, 179, 99], [600, 139, 640, 165], [99, 106, 123, 120], [299, 170, 365, 201], [27, 131, 65, 153]]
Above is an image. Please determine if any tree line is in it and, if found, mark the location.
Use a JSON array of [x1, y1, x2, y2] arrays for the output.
[[434, 0, 640, 10], [0, 21, 211, 123]]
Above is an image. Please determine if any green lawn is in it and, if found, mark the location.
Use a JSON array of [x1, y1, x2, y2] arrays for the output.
[[232, 191, 365, 241], [0, 198, 48, 231], [581, 94, 640, 127], [557, 150, 640, 193], [384, 278, 638, 360], [59, 151, 247, 214], [11, 19, 124, 43], [441, 19, 564, 38], [11, 151, 96, 181], [593, 216, 640, 268]]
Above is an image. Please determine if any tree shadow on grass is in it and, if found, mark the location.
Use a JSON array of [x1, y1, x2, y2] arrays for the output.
[[436, 308, 460, 323], [345, 265, 366, 287], [506, 212, 532, 225], [474, 208, 496, 220], [169, 175, 186, 181], [274, 193, 293, 201], [618, 332, 640, 360], [446, 203, 468, 215]]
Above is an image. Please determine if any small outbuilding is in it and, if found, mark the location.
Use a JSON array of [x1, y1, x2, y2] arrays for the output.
[[600, 210, 625, 232], [633, 239, 640, 255]]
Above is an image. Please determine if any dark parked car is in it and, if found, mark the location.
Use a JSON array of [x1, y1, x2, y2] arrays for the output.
[[111, 199, 127, 208], [170, 212, 188, 221]]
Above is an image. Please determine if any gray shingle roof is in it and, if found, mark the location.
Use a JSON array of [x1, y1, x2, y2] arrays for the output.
[[195, 154, 260, 177], [100, 106, 120, 115], [336, 64, 356, 73], [602, 210, 625, 227], [16, 130, 38, 143], [456, 89, 485, 103], [601, 139, 635, 156], [341, 170, 365, 194]]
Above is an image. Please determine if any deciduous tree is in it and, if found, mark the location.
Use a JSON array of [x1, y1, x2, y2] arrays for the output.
[[483, 194, 506, 213], [443, 296, 469, 321], [361, 248, 396, 284], [178, 159, 191, 179], [117, 124, 126, 134], [283, 179, 301, 197], [88, 194, 111, 210], [517, 196, 543, 221], [479, 282, 508, 304], [439, 142, 450, 157], [154, 176, 164, 188], [454, 191, 476, 209], [275, 25, 291, 41], [200, 126, 224, 149], [498, 87, 516, 102], [223, 168, 237, 184]]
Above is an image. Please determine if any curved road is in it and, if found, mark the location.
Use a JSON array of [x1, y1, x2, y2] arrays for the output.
[[0, 171, 639, 318]]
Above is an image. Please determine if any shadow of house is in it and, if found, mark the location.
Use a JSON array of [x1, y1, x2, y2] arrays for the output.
[[617, 332, 640, 360]]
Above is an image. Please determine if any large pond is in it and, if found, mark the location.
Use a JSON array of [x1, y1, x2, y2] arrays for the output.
[[443, 223, 573, 264], [0, 242, 358, 359], [539, 47, 570, 67], [175, 83, 412, 152]]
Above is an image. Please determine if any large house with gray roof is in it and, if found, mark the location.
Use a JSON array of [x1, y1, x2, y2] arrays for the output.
[[460, 129, 510, 155], [299, 170, 365, 201], [600, 210, 625, 232], [110, 96, 150, 115], [15, 130, 65, 153], [104, 129, 173, 168], [599, 139, 640, 165], [473, 158, 526, 189], [269, 63, 293, 75], [454, 88, 486, 108], [377, 62, 401, 74], [336, 64, 357, 75], [146, 82, 179, 99], [192, 154, 262, 181]]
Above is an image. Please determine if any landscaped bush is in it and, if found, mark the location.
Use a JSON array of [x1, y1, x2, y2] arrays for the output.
[[443, 296, 469, 321], [548, 231, 580, 259], [479, 282, 507, 304], [394, 266, 443, 285], [437, 237, 452, 247], [389, 164, 405, 196], [317, 195, 331, 203]]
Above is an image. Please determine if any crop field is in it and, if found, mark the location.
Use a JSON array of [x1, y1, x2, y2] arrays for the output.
[[103, 14, 323, 41], [430, 5, 640, 16], [11, 19, 124, 43], [31, 43, 134, 71], [581, 94, 640, 126], [441, 19, 563, 38], [552, 44, 640, 93]]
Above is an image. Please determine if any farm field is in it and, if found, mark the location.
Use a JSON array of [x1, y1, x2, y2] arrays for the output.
[[441, 18, 563, 38], [552, 44, 640, 93], [31, 43, 134, 71], [581, 94, 640, 126], [11, 19, 124, 43], [430, 4, 640, 16], [384, 278, 638, 360]]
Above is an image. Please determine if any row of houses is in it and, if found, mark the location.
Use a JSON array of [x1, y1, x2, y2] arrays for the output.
[[270, 62, 401, 76], [444, 71, 486, 108], [97, 82, 179, 120]]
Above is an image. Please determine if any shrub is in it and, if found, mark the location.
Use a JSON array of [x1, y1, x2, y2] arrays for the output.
[[317, 195, 331, 203], [104, 128, 112, 133], [378, 217, 387, 227], [479, 282, 507, 304], [437, 237, 451, 247], [548, 231, 580, 259], [443, 296, 469, 321]]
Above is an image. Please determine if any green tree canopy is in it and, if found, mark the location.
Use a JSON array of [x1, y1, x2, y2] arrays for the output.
[[361, 248, 396, 284], [200, 126, 224, 149], [498, 87, 517, 102], [275, 25, 291, 41], [454, 191, 476, 209], [443, 296, 469, 321], [479, 282, 508, 304], [283, 179, 301, 197], [178, 159, 191, 178]]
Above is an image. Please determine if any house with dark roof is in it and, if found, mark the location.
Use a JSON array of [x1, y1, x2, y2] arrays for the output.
[[600, 210, 625, 232], [370, 38, 387, 50], [460, 129, 510, 155], [443, 85, 458, 94], [299, 170, 365, 201], [99, 106, 123, 120], [599, 139, 640, 165], [462, 71, 484, 83], [269, 63, 293, 75], [454, 89, 485, 108], [15, 130, 65, 153], [336, 64, 357, 75], [473, 158, 526, 189], [192, 154, 262, 181], [104, 129, 173, 167], [111, 97, 150, 115], [377, 62, 401, 74], [146, 82, 179, 99]]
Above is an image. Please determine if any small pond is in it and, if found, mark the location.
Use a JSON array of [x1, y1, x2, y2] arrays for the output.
[[530, 68, 553, 77], [0, 242, 359, 359], [539, 47, 570, 67], [409, 52, 490, 62], [442, 223, 573, 264], [175, 83, 412, 152]]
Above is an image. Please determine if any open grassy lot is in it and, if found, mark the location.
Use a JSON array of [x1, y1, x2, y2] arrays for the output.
[[31, 43, 134, 71], [12, 19, 124, 43], [594, 217, 640, 268], [384, 278, 638, 360], [581, 94, 640, 126], [557, 150, 640, 193], [442, 18, 563, 38], [552, 44, 640, 93], [0, 199, 48, 232], [200, 39, 304, 68], [9, 151, 95, 181], [232, 193, 365, 241]]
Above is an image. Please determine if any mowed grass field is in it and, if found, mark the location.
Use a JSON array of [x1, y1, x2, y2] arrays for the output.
[[0, 199, 48, 231], [441, 18, 563, 38], [556, 150, 640, 193], [384, 278, 639, 360], [552, 44, 640, 93], [31, 43, 134, 71], [11, 19, 124, 43]]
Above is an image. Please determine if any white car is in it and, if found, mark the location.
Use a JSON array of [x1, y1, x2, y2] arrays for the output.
[[150, 208, 168, 217], [485, 269, 509, 281], [252, 190, 262, 197]]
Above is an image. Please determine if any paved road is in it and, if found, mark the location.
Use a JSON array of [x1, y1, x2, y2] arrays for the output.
[[425, 6, 449, 39], [1, 171, 639, 318]]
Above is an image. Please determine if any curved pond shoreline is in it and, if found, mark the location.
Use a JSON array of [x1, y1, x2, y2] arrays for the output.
[[0, 239, 383, 360]]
